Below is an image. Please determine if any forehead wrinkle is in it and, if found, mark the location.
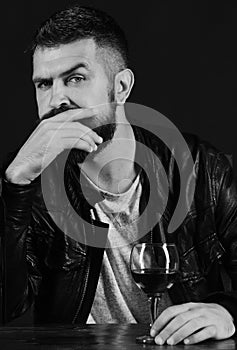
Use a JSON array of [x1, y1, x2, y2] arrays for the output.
[[33, 55, 92, 81]]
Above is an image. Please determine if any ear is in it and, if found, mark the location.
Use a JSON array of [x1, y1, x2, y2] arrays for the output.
[[114, 69, 135, 104]]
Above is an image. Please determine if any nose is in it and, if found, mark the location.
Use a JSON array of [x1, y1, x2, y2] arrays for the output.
[[49, 81, 70, 109]]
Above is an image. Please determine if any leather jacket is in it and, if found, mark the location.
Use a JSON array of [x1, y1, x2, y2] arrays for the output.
[[1, 123, 237, 325]]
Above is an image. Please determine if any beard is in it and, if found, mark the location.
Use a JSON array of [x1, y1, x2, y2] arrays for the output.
[[67, 89, 117, 165]]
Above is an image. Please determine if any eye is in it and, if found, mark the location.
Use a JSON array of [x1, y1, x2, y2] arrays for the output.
[[36, 81, 51, 91], [66, 75, 85, 85]]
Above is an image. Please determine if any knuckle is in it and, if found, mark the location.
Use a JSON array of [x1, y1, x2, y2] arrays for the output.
[[187, 302, 196, 308], [209, 326, 217, 337], [90, 131, 98, 140], [81, 129, 90, 137], [226, 321, 235, 336], [190, 318, 201, 330], [79, 141, 91, 151], [190, 319, 198, 330], [85, 133, 93, 141], [230, 323, 236, 336], [176, 314, 186, 324], [91, 131, 98, 138]]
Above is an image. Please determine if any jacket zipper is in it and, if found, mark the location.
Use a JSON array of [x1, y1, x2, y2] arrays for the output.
[[72, 254, 90, 324], [72, 217, 95, 324], [150, 226, 153, 243]]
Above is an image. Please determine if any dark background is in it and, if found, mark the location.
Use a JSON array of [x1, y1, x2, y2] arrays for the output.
[[2, 1, 237, 325]]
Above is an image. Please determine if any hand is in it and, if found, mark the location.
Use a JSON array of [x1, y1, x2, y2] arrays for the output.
[[5, 108, 103, 184], [150, 302, 235, 345]]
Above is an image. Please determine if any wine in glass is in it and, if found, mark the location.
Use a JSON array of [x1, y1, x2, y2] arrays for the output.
[[130, 242, 179, 344]]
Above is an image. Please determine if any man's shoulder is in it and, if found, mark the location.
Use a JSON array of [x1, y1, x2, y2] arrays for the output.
[[134, 123, 229, 163], [182, 132, 232, 168], [133, 123, 232, 178]]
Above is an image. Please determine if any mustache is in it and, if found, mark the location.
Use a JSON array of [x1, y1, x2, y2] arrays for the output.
[[41, 105, 78, 121], [34, 105, 79, 128]]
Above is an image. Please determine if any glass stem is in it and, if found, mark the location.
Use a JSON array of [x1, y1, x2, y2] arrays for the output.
[[148, 294, 162, 328]]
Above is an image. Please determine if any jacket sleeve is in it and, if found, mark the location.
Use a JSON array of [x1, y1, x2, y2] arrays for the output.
[[0, 174, 42, 324], [202, 152, 237, 324]]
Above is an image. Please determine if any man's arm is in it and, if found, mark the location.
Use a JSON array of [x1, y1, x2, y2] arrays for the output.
[[0, 107, 104, 324], [150, 150, 237, 345], [202, 152, 237, 315], [0, 174, 41, 323]]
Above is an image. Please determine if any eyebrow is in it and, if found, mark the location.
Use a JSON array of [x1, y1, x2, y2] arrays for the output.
[[32, 62, 90, 84]]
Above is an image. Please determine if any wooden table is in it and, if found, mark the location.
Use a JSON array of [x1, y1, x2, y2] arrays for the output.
[[0, 324, 236, 349]]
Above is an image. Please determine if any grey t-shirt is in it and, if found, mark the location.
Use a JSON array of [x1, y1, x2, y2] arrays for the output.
[[85, 173, 172, 323]]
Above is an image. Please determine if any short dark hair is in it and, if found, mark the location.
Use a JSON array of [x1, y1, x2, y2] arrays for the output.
[[31, 5, 129, 80]]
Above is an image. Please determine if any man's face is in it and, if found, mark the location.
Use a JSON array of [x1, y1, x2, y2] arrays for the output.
[[32, 38, 117, 162]]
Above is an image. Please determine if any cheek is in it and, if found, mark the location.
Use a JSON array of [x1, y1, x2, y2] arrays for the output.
[[82, 79, 111, 105], [36, 93, 50, 117], [88, 90, 111, 107]]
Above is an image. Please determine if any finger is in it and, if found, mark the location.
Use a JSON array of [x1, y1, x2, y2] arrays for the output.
[[62, 138, 94, 153], [47, 107, 99, 123], [183, 326, 217, 345], [46, 129, 99, 150], [151, 302, 197, 336], [41, 121, 103, 144], [165, 316, 211, 345], [153, 309, 203, 345]]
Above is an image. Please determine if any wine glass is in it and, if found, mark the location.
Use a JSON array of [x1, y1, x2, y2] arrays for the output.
[[130, 242, 179, 344]]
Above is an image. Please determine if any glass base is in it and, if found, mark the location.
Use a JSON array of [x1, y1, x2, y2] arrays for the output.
[[136, 334, 155, 344]]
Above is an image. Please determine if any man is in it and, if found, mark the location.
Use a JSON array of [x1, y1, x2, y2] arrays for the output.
[[0, 5, 237, 346]]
